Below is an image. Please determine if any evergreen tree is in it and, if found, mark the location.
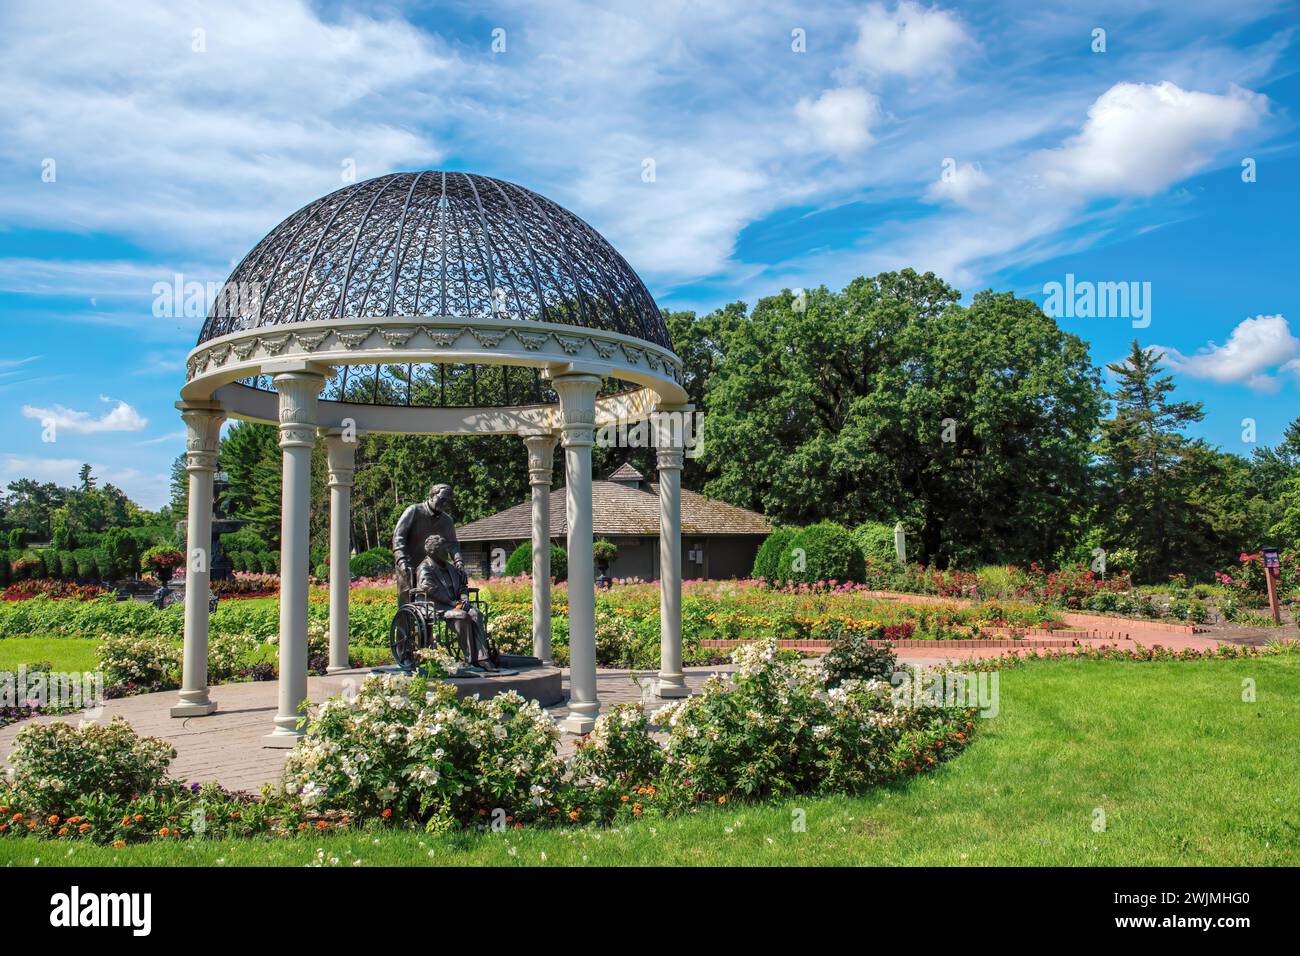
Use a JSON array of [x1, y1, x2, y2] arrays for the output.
[[1096, 341, 1209, 580]]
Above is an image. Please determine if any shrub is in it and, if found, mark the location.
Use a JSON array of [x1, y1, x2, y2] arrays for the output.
[[101, 527, 139, 581], [502, 541, 567, 581], [819, 630, 899, 687], [7, 529, 24, 549], [486, 606, 532, 655], [11, 555, 39, 581], [350, 547, 394, 579], [98, 633, 179, 687], [752, 527, 795, 584], [0, 552, 9, 586], [75, 552, 98, 580], [566, 704, 666, 821], [283, 673, 565, 831], [781, 522, 866, 585], [655, 639, 965, 799], [853, 521, 898, 564], [3, 717, 175, 816]]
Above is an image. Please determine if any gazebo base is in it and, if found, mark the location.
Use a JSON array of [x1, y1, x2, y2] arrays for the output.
[[376, 659, 565, 708]]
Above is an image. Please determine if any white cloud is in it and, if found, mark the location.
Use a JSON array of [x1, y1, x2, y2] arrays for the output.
[[794, 87, 881, 157], [850, 2, 972, 79], [21, 397, 149, 434], [0, 0, 448, 255], [925, 161, 993, 210], [1155, 314, 1299, 391], [1035, 82, 1267, 197], [0, 456, 166, 509]]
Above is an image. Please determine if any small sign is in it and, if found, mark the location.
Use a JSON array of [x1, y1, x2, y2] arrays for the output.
[[1262, 547, 1281, 570]]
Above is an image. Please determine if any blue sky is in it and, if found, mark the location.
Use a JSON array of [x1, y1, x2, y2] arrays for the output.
[[0, 0, 1297, 508]]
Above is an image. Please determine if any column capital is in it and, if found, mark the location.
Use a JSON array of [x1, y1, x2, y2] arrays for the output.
[[552, 372, 602, 450], [274, 370, 324, 449], [521, 431, 558, 486], [177, 401, 225, 473], [320, 427, 361, 487], [656, 445, 685, 472]]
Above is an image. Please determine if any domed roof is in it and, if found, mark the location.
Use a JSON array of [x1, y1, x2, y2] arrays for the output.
[[198, 170, 668, 349]]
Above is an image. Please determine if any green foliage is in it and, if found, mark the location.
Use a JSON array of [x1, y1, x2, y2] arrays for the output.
[[780, 522, 866, 584], [502, 541, 567, 581], [819, 632, 899, 687], [8, 529, 25, 549], [349, 547, 393, 578], [100, 527, 138, 580], [592, 538, 619, 567], [4, 718, 176, 816], [702, 272, 1103, 568], [751, 527, 795, 583], [853, 521, 898, 564]]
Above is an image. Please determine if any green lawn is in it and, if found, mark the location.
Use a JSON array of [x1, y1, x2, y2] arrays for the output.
[[3, 655, 1298, 866], [0, 637, 100, 673]]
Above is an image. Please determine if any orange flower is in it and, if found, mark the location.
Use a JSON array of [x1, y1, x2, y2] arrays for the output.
[[229, 811, 240, 820], [112, 840, 126, 848], [382, 808, 393, 820], [67, 816, 81, 824], [78, 823, 91, 833], [11, 812, 23, 822], [158, 827, 170, 837], [0, 824, 8, 834], [315, 820, 329, 831], [568, 811, 580, 821], [298, 822, 308, 830], [47, 815, 60, 826], [133, 814, 144, 823], [620, 795, 629, 802], [717, 796, 727, 805], [58, 826, 69, 836], [632, 803, 643, 815]]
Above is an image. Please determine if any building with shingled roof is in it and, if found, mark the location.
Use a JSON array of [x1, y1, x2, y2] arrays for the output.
[[457, 463, 771, 580]]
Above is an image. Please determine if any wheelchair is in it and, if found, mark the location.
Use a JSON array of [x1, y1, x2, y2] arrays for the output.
[[388, 588, 497, 671]]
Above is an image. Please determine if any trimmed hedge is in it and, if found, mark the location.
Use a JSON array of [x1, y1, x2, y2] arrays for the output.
[[350, 547, 394, 578], [751, 527, 795, 583], [853, 521, 899, 564], [503, 541, 568, 581], [780, 522, 866, 585]]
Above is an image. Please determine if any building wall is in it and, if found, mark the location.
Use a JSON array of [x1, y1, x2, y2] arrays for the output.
[[461, 534, 764, 581]]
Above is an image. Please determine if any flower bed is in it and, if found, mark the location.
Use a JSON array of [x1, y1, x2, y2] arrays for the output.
[[2, 637, 975, 845], [2, 579, 108, 602]]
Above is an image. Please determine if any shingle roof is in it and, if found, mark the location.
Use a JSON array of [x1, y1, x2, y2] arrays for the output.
[[457, 481, 771, 541], [607, 462, 644, 482]]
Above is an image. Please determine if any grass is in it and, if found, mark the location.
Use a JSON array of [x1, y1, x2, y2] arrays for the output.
[[3, 654, 1298, 866], [0, 637, 100, 673]]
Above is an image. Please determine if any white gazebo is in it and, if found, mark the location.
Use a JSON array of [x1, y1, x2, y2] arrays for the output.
[[174, 170, 690, 745]]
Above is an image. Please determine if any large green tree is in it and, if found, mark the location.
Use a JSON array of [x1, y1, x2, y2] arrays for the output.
[[1095, 342, 1225, 580], [701, 270, 1103, 566]]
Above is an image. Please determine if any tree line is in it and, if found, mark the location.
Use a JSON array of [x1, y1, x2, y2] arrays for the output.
[[6, 269, 1296, 585]]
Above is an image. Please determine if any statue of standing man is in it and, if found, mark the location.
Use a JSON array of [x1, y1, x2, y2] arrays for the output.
[[393, 483, 464, 606]]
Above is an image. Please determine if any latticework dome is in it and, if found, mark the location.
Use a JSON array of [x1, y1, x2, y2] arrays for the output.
[[198, 170, 668, 348]]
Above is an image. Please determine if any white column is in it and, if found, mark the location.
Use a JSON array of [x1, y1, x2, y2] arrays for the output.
[[264, 369, 323, 746], [522, 431, 558, 663], [655, 406, 689, 698], [323, 428, 358, 674], [171, 401, 225, 717], [553, 372, 601, 733]]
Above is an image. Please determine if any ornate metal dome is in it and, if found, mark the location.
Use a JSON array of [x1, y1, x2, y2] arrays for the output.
[[197, 170, 669, 349]]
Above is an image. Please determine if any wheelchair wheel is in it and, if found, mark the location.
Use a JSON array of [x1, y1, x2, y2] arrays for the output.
[[389, 606, 427, 671]]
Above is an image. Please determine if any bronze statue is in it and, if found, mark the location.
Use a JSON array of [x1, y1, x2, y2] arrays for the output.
[[415, 533, 495, 671], [393, 483, 463, 606]]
